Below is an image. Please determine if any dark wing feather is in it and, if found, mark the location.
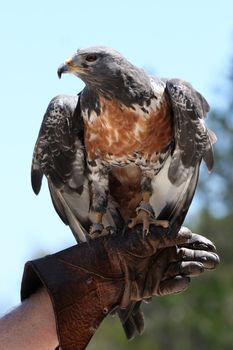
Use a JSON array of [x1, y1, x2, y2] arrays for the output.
[[165, 79, 216, 186], [31, 94, 83, 192], [31, 94, 90, 242]]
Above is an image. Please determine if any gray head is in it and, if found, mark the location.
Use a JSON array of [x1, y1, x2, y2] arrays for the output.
[[57, 46, 153, 103], [58, 46, 125, 79]]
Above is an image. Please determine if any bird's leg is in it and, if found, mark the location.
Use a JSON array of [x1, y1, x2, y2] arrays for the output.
[[88, 163, 110, 238], [128, 176, 169, 235], [90, 211, 107, 238]]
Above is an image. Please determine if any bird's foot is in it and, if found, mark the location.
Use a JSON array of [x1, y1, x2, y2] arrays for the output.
[[89, 223, 115, 239], [128, 201, 169, 236]]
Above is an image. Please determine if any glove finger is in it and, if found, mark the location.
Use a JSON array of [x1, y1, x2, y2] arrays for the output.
[[157, 276, 190, 296], [179, 233, 217, 252], [176, 248, 220, 270], [165, 261, 204, 278], [155, 226, 192, 249]]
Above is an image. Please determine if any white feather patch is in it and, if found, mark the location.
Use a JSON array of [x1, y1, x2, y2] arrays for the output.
[[150, 156, 191, 217]]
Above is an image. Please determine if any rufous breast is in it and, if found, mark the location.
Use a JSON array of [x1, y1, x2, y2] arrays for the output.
[[84, 95, 173, 162]]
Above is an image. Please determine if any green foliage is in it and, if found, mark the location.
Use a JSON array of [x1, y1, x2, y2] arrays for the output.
[[197, 90, 233, 216], [89, 67, 233, 349]]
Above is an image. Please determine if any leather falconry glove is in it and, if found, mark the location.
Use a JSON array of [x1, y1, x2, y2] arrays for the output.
[[117, 229, 219, 339], [21, 226, 219, 350]]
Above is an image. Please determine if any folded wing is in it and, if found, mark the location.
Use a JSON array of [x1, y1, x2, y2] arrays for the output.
[[150, 78, 216, 232], [31, 94, 92, 242]]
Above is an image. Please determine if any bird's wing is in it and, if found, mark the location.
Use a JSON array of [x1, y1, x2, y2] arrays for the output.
[[31, 94, 84, 193], [31, 94, 91, 242], [150, 78, 216, 232], [166, 79, 216, 185]]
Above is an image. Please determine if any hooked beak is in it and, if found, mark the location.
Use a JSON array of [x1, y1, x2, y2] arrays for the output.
[[57, 57, 88, 79], [57, 64, 69, 78]]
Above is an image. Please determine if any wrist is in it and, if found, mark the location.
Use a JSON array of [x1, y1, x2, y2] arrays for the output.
[[21, 245, 125, 350]]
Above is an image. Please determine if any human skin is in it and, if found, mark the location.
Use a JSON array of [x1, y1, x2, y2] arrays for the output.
[[0, 288, 58, 350]]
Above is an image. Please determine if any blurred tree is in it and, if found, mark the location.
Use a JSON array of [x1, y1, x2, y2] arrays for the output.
[[197, 108, 233, 217], [88, 64, 233, 349]]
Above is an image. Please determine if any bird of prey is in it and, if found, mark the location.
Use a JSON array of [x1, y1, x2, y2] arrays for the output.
[[31, 46, 216, 242]]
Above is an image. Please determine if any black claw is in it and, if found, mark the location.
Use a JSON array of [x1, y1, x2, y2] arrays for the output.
[[105, 226, 115, 235]]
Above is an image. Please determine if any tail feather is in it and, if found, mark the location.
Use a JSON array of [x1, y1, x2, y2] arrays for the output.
[[117, 302, 144, 340]]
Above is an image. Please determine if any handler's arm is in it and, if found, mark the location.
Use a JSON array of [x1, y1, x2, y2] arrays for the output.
[[0, 288, 58, 350]]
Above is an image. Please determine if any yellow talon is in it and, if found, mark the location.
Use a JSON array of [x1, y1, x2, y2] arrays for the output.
[[128, 208, 169, 235]]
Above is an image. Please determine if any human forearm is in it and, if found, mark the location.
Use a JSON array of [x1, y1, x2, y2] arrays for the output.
[[0, 288, 58, 350]]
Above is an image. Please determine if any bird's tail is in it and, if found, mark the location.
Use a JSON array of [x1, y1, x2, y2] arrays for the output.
[[117, 301, 145, 340]]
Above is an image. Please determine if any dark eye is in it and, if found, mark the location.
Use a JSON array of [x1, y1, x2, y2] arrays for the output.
[[85, 54, 98, 62]]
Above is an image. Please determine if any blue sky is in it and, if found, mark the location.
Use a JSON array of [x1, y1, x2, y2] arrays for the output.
[[0, 0, 233, 313]]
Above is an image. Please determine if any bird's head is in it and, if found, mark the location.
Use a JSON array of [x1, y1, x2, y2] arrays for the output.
[[58, 46, 131, 85], [57, 46, 153, 104]]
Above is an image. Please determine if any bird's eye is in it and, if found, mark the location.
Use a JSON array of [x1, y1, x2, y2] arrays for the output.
[[85, 54, 98, 63]]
